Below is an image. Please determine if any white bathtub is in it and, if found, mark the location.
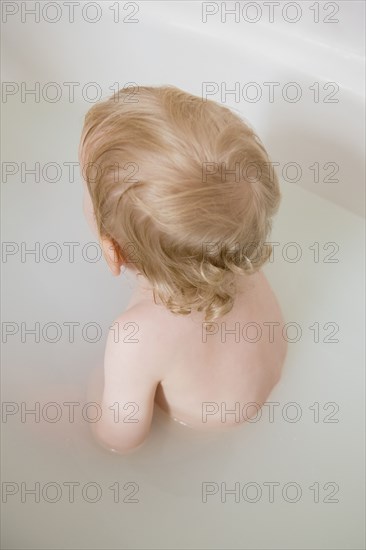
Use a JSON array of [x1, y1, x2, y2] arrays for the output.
[[2, 1, 365, 549]]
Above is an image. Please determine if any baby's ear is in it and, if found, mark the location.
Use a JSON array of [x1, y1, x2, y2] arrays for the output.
[[100, 236, 124, 276]]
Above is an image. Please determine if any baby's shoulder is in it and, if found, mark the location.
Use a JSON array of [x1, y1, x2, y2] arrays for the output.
[[108, 302, 175, 380]]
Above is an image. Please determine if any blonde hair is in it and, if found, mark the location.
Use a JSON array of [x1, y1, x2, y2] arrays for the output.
[[79, 85, 280, 322]]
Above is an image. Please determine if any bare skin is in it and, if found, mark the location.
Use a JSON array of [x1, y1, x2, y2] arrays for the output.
[[83, 184, 288, 454]]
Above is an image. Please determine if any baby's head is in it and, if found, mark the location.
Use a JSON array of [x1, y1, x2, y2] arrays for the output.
[[79, 85, 280, 322]]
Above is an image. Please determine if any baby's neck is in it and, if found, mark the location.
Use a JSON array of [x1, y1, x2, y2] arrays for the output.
[[124, 267, 156, 309], [123, 266, 253, 321]]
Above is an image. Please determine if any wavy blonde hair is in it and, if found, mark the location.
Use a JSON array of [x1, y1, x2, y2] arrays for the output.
[[79, 85, 280, 322]]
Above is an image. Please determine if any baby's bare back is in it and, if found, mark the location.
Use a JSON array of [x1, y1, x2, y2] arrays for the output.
[[136, 271, 288, 429]]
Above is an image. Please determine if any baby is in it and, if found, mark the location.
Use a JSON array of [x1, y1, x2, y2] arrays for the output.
[[79, 85, 287, 454]]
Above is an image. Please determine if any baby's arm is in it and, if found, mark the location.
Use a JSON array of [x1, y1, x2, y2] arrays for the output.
[[91, 313, 160, 454]]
